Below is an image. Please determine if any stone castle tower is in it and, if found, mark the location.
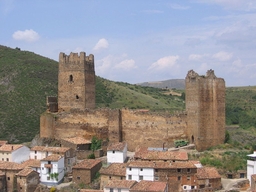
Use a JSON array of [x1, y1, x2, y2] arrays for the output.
[[185, 69, 225, 151], [58, 52, 95, 111]]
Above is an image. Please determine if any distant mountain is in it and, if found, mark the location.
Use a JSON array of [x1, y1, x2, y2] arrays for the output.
[[137, 79, 185, 89]]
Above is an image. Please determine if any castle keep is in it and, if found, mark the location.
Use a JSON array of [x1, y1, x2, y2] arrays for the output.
[[40, 52, 225, 152]]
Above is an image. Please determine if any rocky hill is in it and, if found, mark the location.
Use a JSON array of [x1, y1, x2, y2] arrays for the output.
[[137, 79, 185, 89]]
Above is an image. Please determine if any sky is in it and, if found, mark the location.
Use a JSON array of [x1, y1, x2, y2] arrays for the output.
[[1, 0, 256, 86]]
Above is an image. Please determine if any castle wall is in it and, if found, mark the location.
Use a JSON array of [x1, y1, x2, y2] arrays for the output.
[[40, 113, 55, 138], [121, 109, 187, 151]]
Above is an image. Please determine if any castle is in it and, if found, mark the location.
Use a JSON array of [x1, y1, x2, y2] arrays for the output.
[[40, 52, 225, 152]]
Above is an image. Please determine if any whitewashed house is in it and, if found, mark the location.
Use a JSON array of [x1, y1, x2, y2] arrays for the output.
[[107, 142, 127, 164], [0, 144, 30, 163], [104, 180, 137, 192], [247, 151, 256, 184], [126, 161, 154, 182], [40, 154, 65, 186]]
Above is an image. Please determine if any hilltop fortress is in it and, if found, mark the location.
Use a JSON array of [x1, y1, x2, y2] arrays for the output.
[[40, 52, 225, 152]]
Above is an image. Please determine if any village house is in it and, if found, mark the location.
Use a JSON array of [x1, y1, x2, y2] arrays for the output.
[[16, 168, 40, 192], [80, 189, 103, 192], [0, 141, 8, 147], [30, 146, 76, 172], [134, 147, 188, 162], [60, 136, 92, 151], [40, 154, 65, 186], [21, 159, 41, 176], [0, 144, 30, 163], [104, 180, 137, 192], [72, 159, 102, 185], [196, 167, 222, 191], [100, 163, 127, 189], [251, 174, 256, 191], [107, 142, 127, 164], [130, 180, 168, 192], [248, 151, 256, 184], [0, 161, 23, 192], [0, 170, 6, 191]]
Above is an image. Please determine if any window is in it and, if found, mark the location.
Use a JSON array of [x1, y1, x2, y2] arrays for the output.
[[76, 95, 79, 99], [1, 158, 3, 161], [155, 169, 158, 172], [187, 168, 191, 173], [118, 189, 121, 192], [34, 156, 37, 159], [6, 158, 9, 161], [129, 167, 132, 171], [120, 177, 123, 180], [68, 159, 71, 165], [191, 186, 195, 189], [20, 176, 22, 179], [47, 176, 50, 180], [139, 175, 143, 180], [155, 176, 159, 181], [187, 176, 191, 180], [35, 150, 37, 154], [109, 176, 112, 179], [7, 177, 10, 180], [128, 175, 132, 180], [110, 189, 113, 192], [140, 168, 143, 171], [177, 168, 181, 172], [77, 177, 80, 180], [183, 186, 187, 189], [112, 151, 115, 154], [69, 75, 73, 82], [178, 176, 181, 181], [41, 167, 44, 170]]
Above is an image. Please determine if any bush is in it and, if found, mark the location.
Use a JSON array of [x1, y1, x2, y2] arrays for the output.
[[87, 153, 95, 159]]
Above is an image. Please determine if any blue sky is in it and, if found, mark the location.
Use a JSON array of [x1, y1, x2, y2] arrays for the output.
[[1, 0, 256, 86]]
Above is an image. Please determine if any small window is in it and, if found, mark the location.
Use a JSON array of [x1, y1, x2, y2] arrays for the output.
[[110, 189, 113, 192], [187, 176, 191, 180], [120, 176, 123, 180], [34, 156, 37, 159], [20, 187, 22, 189], [68, 159, 71, 165], [109, 176, 112, 179], [129, 167, 132, 171], [183, 186, 187, 189], [47, 176, 50, 180], [6, 158, 9, 161], [191, 186, 195, 189], [7, 177, 10, 180], [140, 168, 143, 171], [20, 176, 21, 179], [76, 95, 79, 99], [155, 169, 158, 172], [69, 75, 73, 82], [155, 176, 159, 181], [187, 168, 191, 173], [128, 175, 132, 180], [178, 176, 181, 181], [177, 168, 181, 172], [35, 151, 37, 154], [139, 175, 143, 180], [1, 158, 3, 161], [112, 151, 115, 154], [118, 189, 121, 192], [77, 177, 80, 180]]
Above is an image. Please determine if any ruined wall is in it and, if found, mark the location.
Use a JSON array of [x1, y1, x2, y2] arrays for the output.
[[40, 113, 55, 138], [121, 109, 187, 151], [186, 70, 225, 151], [58, 52, 95, 111]]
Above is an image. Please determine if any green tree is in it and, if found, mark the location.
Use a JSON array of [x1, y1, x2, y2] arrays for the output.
[[90, 136, 102, 151]]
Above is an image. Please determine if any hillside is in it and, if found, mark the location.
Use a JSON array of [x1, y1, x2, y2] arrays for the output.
[[137, 79, 185, 89]]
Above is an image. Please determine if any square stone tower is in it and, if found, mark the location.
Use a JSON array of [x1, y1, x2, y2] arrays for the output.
[[58, 52, 95, 111], [185, 69, 225, 151]]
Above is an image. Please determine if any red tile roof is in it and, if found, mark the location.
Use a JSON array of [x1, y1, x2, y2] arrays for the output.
[[30, 146, 70, 153], [16, 168, 38, 177], [62, 137, 91, 144], [107, 142, 127, 151], [105, 180, 137, 189], [0, 144, 24, 152], [21, 159, 41, 168], [100, 163, 127, 176], [41, 154, 63, 162], [128, 160, 196, 169], [73, 159, 102, 169], [197, 167, 221, 179], [0, 141, 8, 146], [0, 161, 22, 170], [134, 148, 188, 161], [130, 180, 167, 192]]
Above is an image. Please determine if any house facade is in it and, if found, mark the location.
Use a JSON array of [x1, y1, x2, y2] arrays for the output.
[[16, 168, 40, 192], [107, 142, 127, 164], [40, 154, 65, 186], [0, 144, 30, 163]]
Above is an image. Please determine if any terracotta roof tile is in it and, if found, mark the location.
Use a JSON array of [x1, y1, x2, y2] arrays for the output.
[[0, 161, 23, 170], [134, 148, 188, 161], [100, 163, 127, 176], [62, 137, 91, 144], [30, 146, 70, 153], [130, 180, 167, 192], [128, 161, 196, 169], [107, 142, 127, 151], [197, 167, 221, 179], [251, 174, 256, 180], [16, 168, 37, 177], [0, 170, 5, 176], [0, 141, 8, 146], [73, 159, 102, 169], [41, 154, 63, 162], [0, 144, 24, 152], [105, 180, 137, 189], [21, 159, 41, 168]]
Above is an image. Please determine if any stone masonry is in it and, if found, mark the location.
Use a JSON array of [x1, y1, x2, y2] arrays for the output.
[[40, 52, 226, 152]]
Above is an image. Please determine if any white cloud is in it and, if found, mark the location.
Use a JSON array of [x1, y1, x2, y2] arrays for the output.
[[189, 54, 203, 61], [93, 38, 109, 51], [148, 55, 179, 71], [212, 51, 233, 61], [114, 59, 137, 71], [169, 3, 190, 10], [12, 29, 40, 42], [96, 55, 113, 75]]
